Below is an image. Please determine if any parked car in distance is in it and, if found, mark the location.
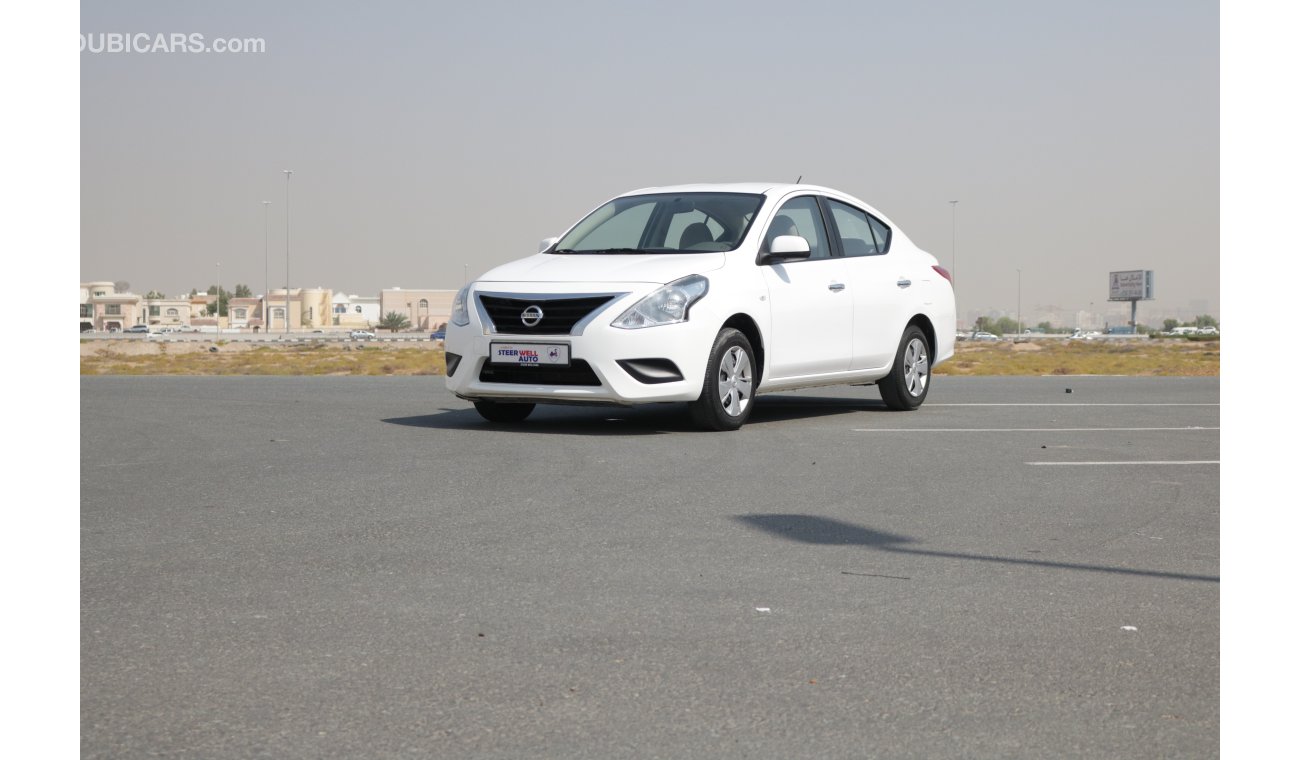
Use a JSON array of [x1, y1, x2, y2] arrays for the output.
[[445, 182, 956, 430], [972, 331, 1000, 341], [430, 330, 446, 341], [125, 325, 150, 334], [349, 330, 377, 340]]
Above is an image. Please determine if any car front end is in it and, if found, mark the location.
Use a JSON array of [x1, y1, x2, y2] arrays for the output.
[[445, 275, 721, 406], [445, 189, 769, 411]]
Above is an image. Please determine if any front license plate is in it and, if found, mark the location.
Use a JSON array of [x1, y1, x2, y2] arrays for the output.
[[490, 342, 570, 366]]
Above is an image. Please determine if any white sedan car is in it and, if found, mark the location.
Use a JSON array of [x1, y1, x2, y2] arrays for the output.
[[446, 183, 955, 430]]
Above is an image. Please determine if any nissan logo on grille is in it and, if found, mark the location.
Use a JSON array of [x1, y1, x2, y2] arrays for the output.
[[520, 305, 544, 327]]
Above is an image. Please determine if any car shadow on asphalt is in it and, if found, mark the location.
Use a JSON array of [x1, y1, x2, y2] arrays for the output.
[[734, 514, 1219, 583], [381, 394, 895, 436]]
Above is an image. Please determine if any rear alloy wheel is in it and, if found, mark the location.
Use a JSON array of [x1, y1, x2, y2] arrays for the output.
[[689, 328, 755, 431], [473, 399, 536, 423], [878, 325, 931, 411]]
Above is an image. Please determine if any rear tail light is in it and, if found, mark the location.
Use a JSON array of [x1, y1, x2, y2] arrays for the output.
[[932, 265, 953, 284]]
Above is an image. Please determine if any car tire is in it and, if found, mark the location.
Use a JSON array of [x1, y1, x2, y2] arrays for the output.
[[878, 325, 932, 411], [688, 328, 756, 431], [473, 399, 536, 424]]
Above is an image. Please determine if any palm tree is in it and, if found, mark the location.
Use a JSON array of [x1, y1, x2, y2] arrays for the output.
[[379, 312, 411, 332]]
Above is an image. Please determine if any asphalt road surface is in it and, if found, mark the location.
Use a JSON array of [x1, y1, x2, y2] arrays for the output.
[[82, 376, 1219, 759]]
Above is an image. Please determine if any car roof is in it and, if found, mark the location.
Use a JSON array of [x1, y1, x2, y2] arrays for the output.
[[622, 182, 841, 198]]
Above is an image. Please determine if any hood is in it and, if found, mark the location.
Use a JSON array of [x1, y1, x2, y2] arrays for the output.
[[478, 252, 726, 285]]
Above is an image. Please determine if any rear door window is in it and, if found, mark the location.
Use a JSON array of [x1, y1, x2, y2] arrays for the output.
[[826, 199, 891, 256]]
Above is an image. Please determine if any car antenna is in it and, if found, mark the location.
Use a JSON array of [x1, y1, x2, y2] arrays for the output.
[[795, 175, 803, 183]]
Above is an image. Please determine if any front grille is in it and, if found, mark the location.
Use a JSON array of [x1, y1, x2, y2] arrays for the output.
[[479, 359, 602, 386], [478, 294, 616, 335]]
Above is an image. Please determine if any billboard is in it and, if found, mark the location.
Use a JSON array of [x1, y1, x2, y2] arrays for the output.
[[1109, 270, 1154, 301]]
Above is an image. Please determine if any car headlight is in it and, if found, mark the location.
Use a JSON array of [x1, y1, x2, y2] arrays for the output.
[[451, 285, 471, 326], [611, 275, 709, 329]]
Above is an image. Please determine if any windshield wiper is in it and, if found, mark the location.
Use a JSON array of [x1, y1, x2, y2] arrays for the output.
[[552, 248, 640, 254], [552, 247, 659, 255]]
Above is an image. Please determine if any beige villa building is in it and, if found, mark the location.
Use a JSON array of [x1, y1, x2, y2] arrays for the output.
[[262, 288, 333, 331], [227, 297, 264, 331], [83, 282, 461, 334], [144, 297, 193, 328], [80, 281, 143, 332], [379, 288, 455, 332]]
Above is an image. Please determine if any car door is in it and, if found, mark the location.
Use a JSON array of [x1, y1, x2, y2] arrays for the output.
[[758, 195, 853, 379], [823, 198, 913, 370]]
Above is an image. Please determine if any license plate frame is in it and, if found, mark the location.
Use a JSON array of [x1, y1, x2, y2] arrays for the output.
[[488, 342, 571, 367]]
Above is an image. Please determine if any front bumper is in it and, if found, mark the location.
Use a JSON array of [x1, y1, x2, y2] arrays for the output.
[[444, 284, 715, 405]]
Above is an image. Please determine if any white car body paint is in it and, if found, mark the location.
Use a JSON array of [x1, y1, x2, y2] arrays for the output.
[[445, 183, 956, 409]]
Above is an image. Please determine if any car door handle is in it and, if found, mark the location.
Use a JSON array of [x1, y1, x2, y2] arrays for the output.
[[896, 279, 912, 289], [828, 282, 846, 292]]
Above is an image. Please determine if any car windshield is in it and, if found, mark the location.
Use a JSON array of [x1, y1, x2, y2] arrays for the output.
[[552, 192, 764, 254]]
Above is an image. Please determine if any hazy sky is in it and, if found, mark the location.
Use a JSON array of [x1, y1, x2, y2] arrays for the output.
[[81, 0, 1218, 319]]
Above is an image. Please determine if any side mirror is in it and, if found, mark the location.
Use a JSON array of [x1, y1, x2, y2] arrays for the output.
[[539, 236, 559, 253], [761, 235, 812, 264]]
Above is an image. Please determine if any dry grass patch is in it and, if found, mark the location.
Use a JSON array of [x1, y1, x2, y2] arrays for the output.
[[80, 341, 446, 376], [935, 339, 1218, 376]]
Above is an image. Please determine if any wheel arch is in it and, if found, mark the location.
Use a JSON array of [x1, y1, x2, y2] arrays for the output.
[[907, 313, 937, 360], [721, 312, 765, 385]]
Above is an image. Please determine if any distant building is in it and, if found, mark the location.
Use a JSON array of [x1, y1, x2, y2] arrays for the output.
[[331, 293, 380, 328], [228, 297, 264, 331], [188, 293, 223, 330], [380, 288, 455, 331], [143, 296, 193, 328], [300, 288, 331, 329], [80, 281, 142, 332], [264, 287, 333, 331]]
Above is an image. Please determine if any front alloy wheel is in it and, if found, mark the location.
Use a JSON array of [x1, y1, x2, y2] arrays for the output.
[[689, 328, 756, 431], [717, 345, 753, 417]]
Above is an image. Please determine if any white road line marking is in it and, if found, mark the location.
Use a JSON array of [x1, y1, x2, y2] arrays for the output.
[[853, 427, 1218, 433], [1025, 461, 1220, 466], [928, 403, 1218, 407]]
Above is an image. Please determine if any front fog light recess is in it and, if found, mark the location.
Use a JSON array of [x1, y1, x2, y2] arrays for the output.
[[612, 275, 709, 329]]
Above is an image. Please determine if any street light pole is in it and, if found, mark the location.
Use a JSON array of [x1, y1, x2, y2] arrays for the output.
[[262, 200, 270, 334], [948, 200, 958, 277], [948, 200, 958, 326], [283, 169, 293, 334], [1017, 268, 1022, 336]]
